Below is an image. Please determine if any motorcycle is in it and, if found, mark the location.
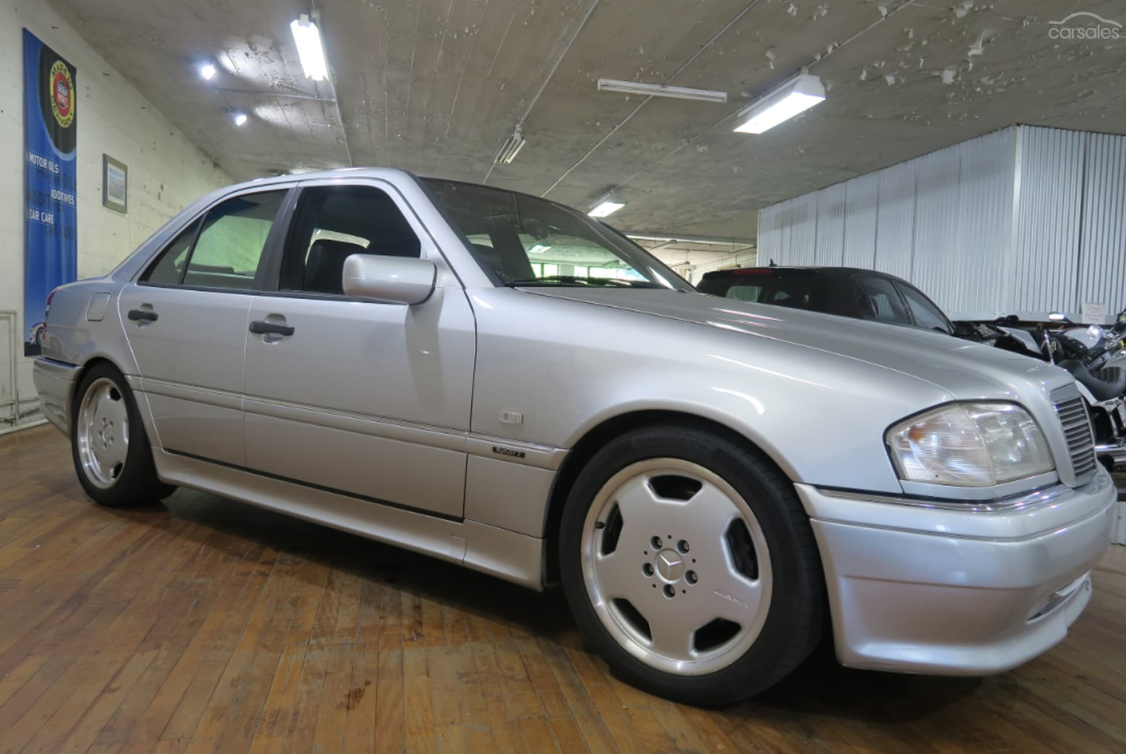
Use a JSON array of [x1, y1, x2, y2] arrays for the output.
[[977, 309, 1126, 469]]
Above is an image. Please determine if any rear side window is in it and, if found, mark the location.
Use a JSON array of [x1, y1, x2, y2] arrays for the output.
[[184, 193, 286, 289], [142, 220, 200, 285], [140, 190, 287, 290], [856, 277, 911, 325], [280, 185, 421, 295]]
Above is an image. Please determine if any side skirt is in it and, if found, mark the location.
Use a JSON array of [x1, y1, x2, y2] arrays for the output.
[[153, 449, 546, 590]]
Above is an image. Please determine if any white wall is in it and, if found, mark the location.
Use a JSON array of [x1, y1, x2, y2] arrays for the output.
[[758, 126, 1126, 323], [0, 0, 232, 428]]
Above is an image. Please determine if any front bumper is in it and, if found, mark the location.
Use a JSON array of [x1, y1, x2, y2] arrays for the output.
[[33, 357, 80, 435], [797, 471, 1116, 675]]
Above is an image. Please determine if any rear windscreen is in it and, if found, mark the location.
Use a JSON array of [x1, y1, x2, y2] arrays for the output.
[[697, 272, 827, 313]]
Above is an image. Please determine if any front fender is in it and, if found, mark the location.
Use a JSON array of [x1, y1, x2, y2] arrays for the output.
[[467, 288, 953, 495]]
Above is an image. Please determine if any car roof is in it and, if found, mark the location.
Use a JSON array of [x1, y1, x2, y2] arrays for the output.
[[218, 169, 608, 230], [222, 168, 562, 207], [216, 167, 409, 191], [701, 266, 890, 279]]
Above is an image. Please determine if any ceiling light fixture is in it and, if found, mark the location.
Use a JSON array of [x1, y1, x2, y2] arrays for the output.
[[588, 197, 625, 218], [733, 73, 826, 134], [597, 79, 727, 104], [233, 112, 248, 127], [290, 13, 328, 82], [528, 244, 551, 254], [199, 64, 217, 80], [495, 126, 525, 164]]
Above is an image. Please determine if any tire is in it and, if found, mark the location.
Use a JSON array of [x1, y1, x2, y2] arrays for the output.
[[71, 363, 176, 507], [558, 424, 824, 706]]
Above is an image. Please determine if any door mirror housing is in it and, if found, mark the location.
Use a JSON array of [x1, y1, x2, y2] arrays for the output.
[[342, 254, 437, 305]]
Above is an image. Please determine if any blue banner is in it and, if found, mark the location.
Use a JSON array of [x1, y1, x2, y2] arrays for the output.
[[23, 29, 78, 356]]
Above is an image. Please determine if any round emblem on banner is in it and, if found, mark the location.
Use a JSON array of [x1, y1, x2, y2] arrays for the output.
[[49, 60, 75, 128]]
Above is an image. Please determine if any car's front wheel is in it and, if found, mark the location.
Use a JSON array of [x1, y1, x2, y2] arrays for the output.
[[71, 364, 176, 507], [558, 424, 824, 706]]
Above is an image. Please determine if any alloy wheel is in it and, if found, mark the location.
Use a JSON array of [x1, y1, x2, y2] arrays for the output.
[[76, 377, 130, 489], [580, 458, 772, 675]]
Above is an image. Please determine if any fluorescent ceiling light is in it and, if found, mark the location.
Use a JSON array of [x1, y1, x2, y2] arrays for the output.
[[290, 14, 328, 81], [495, 126, 525, 164], [589, 200, 625, 218], [233, 112, 248, 127], [199, 64, 216, 80], [598, 79, 727, 104], [733, 74, 826, 134], [528, 244, 551, 254]]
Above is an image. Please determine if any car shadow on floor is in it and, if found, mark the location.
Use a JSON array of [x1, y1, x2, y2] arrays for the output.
[[743, 644, 979, 723], [97, 484, 978, 725]]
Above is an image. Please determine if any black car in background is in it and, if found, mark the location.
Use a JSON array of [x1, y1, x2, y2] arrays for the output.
[[697, 266, 956, 334]]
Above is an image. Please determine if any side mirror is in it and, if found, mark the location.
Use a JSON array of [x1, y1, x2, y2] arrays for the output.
[[342, 254, 436, 305]]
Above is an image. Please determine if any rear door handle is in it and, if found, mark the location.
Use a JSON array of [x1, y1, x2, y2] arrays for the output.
[[249, 320, 295, 336], [127, 309, 158, 322]]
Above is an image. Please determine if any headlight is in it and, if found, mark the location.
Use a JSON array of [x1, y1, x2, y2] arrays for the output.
[[886, 403, 1054, 487]]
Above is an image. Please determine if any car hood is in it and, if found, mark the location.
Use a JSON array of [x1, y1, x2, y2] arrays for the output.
[[523, 288, 1073, 399]]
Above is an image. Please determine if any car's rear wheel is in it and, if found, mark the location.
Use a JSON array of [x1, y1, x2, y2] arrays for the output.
[[558, 424, 824, 706], [72, 364, 175, 507]]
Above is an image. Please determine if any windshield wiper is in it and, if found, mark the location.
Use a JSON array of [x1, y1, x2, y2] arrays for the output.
[[597, 278, 665, 289], [505, 275, 664, 289], [504, 276, 585, 287]]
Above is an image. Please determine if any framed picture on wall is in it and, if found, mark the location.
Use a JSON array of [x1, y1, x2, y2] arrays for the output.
[[102, 154, 127, 214]]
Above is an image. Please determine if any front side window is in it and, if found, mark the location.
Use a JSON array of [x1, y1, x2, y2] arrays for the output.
[[280, 185, 421, 295], [856, 277, 911, 325], [423, 179, 688, 291], [141, 190, 286, 290], [897, 282, 953, 333]]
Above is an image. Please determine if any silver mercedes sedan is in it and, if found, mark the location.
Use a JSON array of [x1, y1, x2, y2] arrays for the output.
[[34, 169, 1115, 705]]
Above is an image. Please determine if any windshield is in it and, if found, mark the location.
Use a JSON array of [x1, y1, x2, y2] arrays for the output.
[[897, 282, 954, 334], [422, 179, 690, 291]]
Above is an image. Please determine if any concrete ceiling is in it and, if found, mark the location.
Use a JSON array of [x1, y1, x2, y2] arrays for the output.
[[48, 0, 1126, 243], [630, 236, 756, 275]]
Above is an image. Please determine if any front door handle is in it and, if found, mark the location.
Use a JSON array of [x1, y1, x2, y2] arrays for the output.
[[249, 320, 295, 337], [127, 309, 158, 322]]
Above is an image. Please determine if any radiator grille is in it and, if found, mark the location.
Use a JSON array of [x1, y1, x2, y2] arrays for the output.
[[1054, 396, 1097, 484]]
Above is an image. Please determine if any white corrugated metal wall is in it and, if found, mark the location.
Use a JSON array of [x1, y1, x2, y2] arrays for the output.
[[759, 126, 1126, 322], [842, 173, 878, 268], [956, 133, 1015, 316], [1078, 133, 1126, 318], [1011, 127, 1086, 315], [873, 162, 918, 282]]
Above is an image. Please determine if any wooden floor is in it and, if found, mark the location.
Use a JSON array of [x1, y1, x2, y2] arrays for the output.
[[1, 424, 1124, 754]]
